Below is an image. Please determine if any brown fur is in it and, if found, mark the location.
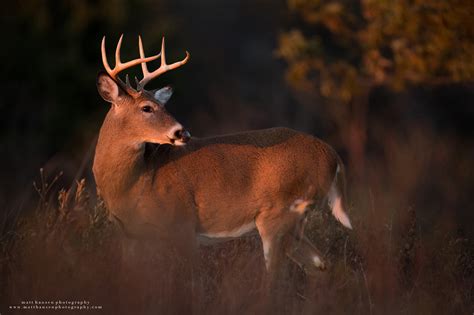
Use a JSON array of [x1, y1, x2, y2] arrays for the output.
[[93, 72, 350, 281], [94, 126, 339, 234]]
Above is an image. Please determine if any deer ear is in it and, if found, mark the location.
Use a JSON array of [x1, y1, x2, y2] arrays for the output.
[[154, 86, 173, 105], [97, 72, 121, 103]]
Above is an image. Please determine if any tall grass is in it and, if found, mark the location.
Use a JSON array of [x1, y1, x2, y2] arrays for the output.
[[1, 128, 473, 314]]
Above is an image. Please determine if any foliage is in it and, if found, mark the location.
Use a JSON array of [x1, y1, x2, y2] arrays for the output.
[[277, 0, 474, 101]]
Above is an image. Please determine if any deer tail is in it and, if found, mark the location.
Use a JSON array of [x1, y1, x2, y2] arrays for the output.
[[327, 158, 352, 229]]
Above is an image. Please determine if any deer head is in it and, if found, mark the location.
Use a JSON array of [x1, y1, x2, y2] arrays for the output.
[[97, 35, 191, 146]]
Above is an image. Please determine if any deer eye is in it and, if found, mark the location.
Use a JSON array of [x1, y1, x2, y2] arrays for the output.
[[141, 105, 153, 113]]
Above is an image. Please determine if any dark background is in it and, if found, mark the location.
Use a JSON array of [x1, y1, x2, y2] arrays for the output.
[[2, 0, 472, 214], [1, 1, 473, 313], [1, 0, 298, 212], [1, 0, 473, 227]]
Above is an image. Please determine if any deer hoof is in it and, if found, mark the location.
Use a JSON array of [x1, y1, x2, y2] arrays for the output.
[[312, 255, 326, 270]]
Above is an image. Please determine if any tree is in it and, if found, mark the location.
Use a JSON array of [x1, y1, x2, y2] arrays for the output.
[[277, 0, 474, 176]]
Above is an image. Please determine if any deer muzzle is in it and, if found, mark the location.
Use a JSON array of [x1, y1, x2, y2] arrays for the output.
[[169, 127, 191, 145]]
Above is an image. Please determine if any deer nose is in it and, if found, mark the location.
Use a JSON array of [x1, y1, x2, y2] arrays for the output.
[[174, 128, 191, 143]]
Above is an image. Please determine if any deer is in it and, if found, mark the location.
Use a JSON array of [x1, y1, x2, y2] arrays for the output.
[[93, 34, 353, 281]]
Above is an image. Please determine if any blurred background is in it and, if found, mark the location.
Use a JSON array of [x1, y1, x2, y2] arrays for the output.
[[1, 0, 473, 313]]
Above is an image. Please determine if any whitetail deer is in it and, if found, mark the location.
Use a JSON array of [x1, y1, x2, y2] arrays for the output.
[[93, 35, 352, 278]]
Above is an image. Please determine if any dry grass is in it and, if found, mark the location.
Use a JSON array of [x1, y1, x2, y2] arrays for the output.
[[1, 130, 473, 314]]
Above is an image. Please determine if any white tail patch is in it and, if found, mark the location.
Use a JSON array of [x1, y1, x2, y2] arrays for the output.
[[328, 165, 352, 229]]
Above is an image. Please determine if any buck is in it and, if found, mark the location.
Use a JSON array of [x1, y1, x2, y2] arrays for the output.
[[93, 35, 353, 278]]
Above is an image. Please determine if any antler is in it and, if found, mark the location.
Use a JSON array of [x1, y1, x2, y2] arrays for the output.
[[101, 34, 160, 82], [138, 36, 190, 89]]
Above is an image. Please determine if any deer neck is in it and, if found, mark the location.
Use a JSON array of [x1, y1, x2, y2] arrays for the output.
[[93, 114, 148, 210]]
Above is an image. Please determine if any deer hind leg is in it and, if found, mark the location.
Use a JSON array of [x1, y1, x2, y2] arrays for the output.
[[285, 234, 326, 276], [256, 215, 283, 273], [286, 204, 327, 275], [255, 201, 328, 276], [255, 210, 300, 275]]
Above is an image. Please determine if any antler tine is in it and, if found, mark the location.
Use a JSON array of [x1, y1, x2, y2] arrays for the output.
[[101, 35, 161, 82], [138, 35, 162, 78], [138, 36, 190, 88], [161, 36, 166, 67], [101, 36, 113, 74]]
